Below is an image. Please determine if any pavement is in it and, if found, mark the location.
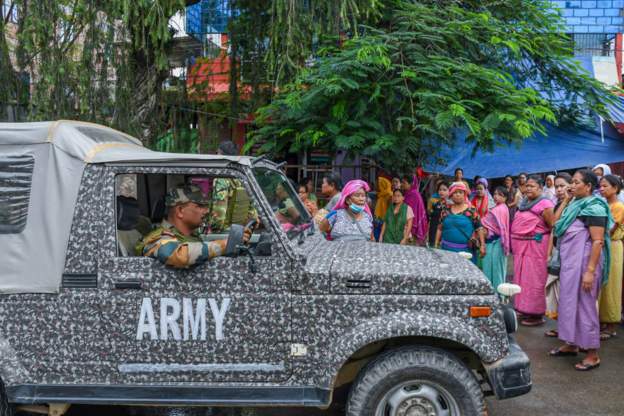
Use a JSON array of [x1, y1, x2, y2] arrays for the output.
[[67, 319, 624, 416]]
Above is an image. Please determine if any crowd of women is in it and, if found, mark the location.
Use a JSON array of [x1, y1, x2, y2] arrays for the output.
[[300, 163, 624, 372]]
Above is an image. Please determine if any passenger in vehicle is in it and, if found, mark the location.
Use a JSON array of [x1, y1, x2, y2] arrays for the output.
[[319, 179, 373, 241], [275, 183, 300, 224], [138, 185, 251, 268]]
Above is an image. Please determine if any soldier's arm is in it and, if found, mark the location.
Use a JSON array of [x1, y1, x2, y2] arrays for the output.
[[143, 235, 226, 268]]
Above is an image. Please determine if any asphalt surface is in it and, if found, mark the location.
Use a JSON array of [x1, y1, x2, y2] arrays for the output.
[[65, 319, 624, 416]]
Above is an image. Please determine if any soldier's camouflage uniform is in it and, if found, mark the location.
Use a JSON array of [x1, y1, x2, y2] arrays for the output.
[[209, 178, 257, 233], [137, 186, 225, 268]]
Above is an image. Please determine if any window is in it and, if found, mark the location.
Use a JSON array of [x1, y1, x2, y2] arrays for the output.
[[0, 154, 34, 234], [115, 173, 265, 257]]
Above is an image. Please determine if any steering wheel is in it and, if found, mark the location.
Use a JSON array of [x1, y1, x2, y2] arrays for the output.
[[223, 220, 258, 257]]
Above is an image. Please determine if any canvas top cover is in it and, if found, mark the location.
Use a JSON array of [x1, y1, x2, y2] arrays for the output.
[[0, 120, 251, 293]]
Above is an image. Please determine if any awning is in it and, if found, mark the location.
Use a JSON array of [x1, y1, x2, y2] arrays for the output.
[[427, 124, 624, 178]]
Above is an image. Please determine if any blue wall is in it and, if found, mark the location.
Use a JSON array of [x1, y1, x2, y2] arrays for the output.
[[551, 1, 624, 33]]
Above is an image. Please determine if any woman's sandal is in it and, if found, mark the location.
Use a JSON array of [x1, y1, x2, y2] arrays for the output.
[[544, 329, 559, 337], [549, 347, 578, 357], [575, 360, 600, 371], [521, 318, 545, 327], [600, 331, 617, 341]]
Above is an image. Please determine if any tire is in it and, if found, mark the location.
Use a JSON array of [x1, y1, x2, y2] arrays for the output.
[[346, 346, 484, 416], [0, 378, 14, 416]]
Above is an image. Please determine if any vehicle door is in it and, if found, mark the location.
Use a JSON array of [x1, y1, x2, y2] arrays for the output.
[[97, 164, 293, 384]]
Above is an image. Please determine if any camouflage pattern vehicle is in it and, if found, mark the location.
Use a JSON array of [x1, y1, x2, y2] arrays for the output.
[[0, 121, 530, 416]]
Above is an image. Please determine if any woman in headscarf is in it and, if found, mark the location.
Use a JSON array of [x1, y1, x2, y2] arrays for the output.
[[543, 175, 557, 203], [374, 177, 393, 241], [593, 164, 612, 198], [400, 174, 428, 245], [481, 187, 511, 291], [598, 175, 624, 341], [319, 179, 373, 242], [549, 170, 612, 371], [471, 178, 491, 219], [380, 189, 414, 245], [435, 182, 485, 263], [427, 180, 449, 246], [511, 175, 555, 326]]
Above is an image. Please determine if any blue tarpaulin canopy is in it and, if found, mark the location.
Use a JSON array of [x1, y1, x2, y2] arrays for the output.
[[427, 124, 624, 178]]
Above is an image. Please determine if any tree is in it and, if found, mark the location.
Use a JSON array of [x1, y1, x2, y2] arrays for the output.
[[248, 0, 615, 171], [1, 0, 184, 141]]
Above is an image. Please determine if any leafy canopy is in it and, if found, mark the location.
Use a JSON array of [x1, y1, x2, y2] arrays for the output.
[[249, 0, 614, 171]]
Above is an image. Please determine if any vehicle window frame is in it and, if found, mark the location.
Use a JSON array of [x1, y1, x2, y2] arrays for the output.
[[252, 165, 313, 240], [102, 165, 287, 261]]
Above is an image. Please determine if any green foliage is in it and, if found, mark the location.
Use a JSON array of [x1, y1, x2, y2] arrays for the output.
[[249, 0, 615, 171], [2, 0, 184, 140]]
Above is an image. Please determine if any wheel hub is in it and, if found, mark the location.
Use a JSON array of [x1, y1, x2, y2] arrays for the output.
[[397, 396, 436, 416]]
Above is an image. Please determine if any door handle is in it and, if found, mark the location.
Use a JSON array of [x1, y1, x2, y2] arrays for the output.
[[114, 280, 143, 290]]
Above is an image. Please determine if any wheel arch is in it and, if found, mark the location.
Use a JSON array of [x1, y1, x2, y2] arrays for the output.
[[321, 311, 507, 390]]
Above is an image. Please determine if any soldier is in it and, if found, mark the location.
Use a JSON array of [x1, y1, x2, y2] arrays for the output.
[[209, 141, 258, 232], [138, 185, 251, 268]]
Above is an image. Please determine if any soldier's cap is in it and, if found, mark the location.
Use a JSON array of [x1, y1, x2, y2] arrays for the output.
[[165, 185, 210, 207]]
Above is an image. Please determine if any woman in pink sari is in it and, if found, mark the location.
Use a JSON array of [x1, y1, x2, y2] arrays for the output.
[[400, 175, 428, 245], [512, 175, 555, 326]]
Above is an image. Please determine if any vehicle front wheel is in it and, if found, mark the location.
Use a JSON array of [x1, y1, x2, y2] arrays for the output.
[[346, 346, 484, 416], [0, 378, 14, 416]]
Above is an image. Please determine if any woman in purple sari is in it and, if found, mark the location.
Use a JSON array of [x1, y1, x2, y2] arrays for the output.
[[400, 175, 428, 245], [549, 170, 613, 371], [511, 175, 555, 326]]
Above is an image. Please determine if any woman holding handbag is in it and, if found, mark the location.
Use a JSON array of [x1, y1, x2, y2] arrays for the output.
[[435, 182, 485, 264]]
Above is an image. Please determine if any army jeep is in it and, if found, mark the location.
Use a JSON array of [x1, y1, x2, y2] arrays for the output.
[[0, 121, 530, 416]]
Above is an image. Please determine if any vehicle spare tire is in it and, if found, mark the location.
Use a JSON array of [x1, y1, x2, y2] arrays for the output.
[[346, 346, 484, 416]]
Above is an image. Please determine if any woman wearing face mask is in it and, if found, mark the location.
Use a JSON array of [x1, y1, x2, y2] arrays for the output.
[[511, 175, 555, 327], [380, 189, 414, 245], [598, 175, 624, 341], [319, 179, 373, 241], [480, 187, 511, 291], [435, 182, 485, 263], [550, 170, 613, 371]]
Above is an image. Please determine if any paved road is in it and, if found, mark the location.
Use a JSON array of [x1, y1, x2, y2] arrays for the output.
[[67, 320, 624, 416]]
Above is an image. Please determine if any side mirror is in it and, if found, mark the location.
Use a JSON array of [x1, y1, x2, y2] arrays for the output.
[[224, 224, 245, 256], [497, 283, 522, 297]]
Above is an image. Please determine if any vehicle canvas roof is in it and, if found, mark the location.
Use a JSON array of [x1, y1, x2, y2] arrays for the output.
[[0, 120, 251, 294]]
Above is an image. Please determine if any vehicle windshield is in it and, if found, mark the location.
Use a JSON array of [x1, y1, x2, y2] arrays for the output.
[[253, 166, 313, 239]]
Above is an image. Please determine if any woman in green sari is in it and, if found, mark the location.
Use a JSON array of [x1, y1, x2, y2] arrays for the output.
[[380, 189, 414, 245]]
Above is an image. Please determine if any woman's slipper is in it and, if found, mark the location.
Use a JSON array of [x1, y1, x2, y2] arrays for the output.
[[575, 360, 600, 371], [544, 329, 559, 337], [521, 318, 545, 327], [549, 347, 578, 357], [600, 331, 616, 340]]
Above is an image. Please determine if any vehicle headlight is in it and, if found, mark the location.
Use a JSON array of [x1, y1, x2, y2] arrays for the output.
[[502, 304, 518, 334]]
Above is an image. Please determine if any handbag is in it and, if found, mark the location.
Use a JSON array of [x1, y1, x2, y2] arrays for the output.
[[547, 245, 561, 276]]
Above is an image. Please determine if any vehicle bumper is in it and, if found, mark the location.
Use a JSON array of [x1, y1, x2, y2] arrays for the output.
[[483, 335, 532, 399]]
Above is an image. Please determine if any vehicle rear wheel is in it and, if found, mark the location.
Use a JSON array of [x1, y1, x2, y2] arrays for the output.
[[0, 378, 14, 416], [346, 346, 484, 416]]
